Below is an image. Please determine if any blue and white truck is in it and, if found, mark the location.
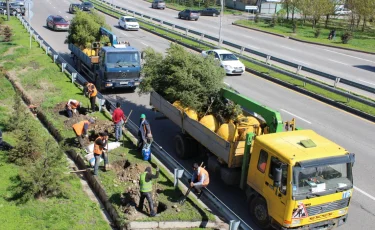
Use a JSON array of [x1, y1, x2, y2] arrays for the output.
[[69, 27, 141, 91]]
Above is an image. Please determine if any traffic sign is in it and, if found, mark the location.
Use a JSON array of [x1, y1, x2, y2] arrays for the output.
[[245, 6, 258, 10]]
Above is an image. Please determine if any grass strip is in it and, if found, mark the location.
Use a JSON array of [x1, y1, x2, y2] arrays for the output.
[[1, 16, 215, 224], [89, 0, 375, 117]]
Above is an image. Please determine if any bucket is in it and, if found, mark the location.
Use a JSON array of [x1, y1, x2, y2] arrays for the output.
[[142, 144, 151, 161]]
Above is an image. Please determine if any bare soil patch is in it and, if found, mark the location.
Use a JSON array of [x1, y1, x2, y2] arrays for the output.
[[2, 46, 21, 56]]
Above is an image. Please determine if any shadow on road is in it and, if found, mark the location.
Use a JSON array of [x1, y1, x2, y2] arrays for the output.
[[353, 65, 375, 73]]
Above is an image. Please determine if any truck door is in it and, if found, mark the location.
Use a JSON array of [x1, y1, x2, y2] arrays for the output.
[[263, 156, 288, 224]]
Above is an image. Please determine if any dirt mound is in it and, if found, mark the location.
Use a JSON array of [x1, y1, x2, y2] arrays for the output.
[[62, 113, 114, 135]]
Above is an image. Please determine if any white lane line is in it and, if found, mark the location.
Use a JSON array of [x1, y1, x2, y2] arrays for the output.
[[322, 49, 375, 64], [141, 42, 148, 46], [280, 109, 312, 124], [121, 32, 128, 37], [328, 59, 350, 66], [281, 45, 295, 51], [358, 79, 375, 86], [292, 59, 309, 66], [354, 186, 375, 202]]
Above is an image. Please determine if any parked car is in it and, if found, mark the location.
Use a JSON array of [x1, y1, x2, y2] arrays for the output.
[[69, 3, 83, 14], [201, 49, 245, 75], [151, 0, 165, 10], [46, 15, 70, 31], [0, 1, 25, 15], [178, 9, 200, 21], [200, 8, 220, 17], [81, 2, 94, 11], [118, 16, 139, 31]]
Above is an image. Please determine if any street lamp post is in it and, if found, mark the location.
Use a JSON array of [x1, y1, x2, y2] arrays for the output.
[[218, 0, 224, 47], [6, 0, 10, 21]]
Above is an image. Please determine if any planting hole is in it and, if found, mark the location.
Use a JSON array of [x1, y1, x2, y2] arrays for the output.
[[157, 202, 167, 214]]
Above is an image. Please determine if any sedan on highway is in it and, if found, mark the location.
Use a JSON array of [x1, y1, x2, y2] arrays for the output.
[[202, 49, 245, 75], [46, 15, 70, 31], [118, 16, 139, 31], [199, 8, 220, 17], [81, 2, 94, 11], [151, 0, 165, 10], [69, 3, 83, 14], [178, 9, 200, 21]]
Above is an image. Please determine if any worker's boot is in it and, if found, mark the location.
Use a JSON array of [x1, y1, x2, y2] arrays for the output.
[[105, 164, 111, 171]]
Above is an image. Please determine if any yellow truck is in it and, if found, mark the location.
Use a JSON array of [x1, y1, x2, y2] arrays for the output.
[[150, 88, 355, 229]]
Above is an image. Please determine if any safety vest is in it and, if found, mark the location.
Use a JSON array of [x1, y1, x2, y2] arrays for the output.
[[68, 100, 80, 109], [93, 136, 105, 155], [72, 120, 89, 136], [198, 167, 209, 186], [140, 172, 152, 192], [87, 83, 97, 97]]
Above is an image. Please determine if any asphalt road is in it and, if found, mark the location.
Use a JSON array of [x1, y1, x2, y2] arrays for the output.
[[28, 0, 375, 229], [107, 0, 375, 93]]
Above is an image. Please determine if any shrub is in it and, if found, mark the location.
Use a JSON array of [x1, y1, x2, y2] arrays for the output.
[[314, 28, 321, 38], [341, 32, 352, 44], [254, 13, 260, 23], [3, 26, 13, 42]]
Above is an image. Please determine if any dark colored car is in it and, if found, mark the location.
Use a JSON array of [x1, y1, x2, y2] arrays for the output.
[[46, 15, 70, 31], [69, 3, 82, 14], [178, 9, 200, 21], [81, 2, 94, 11], [200, 8, 220, 17], [0, 1, 25, 16], [151, 0, 165, 10]]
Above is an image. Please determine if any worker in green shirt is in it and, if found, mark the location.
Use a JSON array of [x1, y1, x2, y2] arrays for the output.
[[138, 166, 159, 217]]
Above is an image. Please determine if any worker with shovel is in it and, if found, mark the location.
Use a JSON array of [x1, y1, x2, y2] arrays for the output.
[[66, 99, 81, 118], [180, 163, 209, 204], [138, 166, 159, 217], [84, 82, 97, 113], [93, 132, 110, 176], [72, 118, 95, 148], [112, 102, 127, 142]]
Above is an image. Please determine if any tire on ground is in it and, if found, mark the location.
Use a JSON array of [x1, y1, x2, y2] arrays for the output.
[[249, 196, 271, 229], [207, 156, 221, 177], [174, 134, 193, 159], [220, 167, 241, 186]]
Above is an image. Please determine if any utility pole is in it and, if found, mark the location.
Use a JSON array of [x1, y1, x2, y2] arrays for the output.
[[6, 0, 10, 21], [218, 0, 224, 47]]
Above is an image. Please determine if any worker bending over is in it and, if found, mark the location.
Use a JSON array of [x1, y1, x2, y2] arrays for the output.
[[112, 102, 127, 142], [66, 99, 80, 118], [189, 163, 210, 198], [138, 166, 159, 217], [84, 82, 97, 113], [93, 132, 110, 175], [72, 118, 95, 147]]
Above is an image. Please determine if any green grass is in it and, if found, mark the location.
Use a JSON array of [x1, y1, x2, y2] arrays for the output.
[[233, 19, 375, 52], [89, 1, 375, 117], [1, 16, 215, 224]]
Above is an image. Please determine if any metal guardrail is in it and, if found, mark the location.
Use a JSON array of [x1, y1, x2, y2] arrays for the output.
[[96, 0, 375, 96], [17, 15, 250, 230], [90, 1, 375, 109]]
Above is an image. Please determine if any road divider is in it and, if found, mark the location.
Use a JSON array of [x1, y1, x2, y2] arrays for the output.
[[87, 0, 375, 122]]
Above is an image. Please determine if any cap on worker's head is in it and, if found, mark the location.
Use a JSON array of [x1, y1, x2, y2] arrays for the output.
[[140, 114, 146, 119], [102, 132, 108, 137], [192, 163, 199, 170], [116, 102, 121, 108], [84, 82, 89, 85], [145, 167, 151, 173], [88, 118, 95, 124]]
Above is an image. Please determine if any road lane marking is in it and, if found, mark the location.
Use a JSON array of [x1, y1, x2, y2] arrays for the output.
[[328, 59, 350, 66], [292, 59, 309, 66], [322, 49, 375, 64], [354, 186, 375, 202], [280, 109, 312, 124], [141, 42, 148, 46], [121, 32, 128, 37], [358, 79, 375, 86], [281, 45, 295, 51]]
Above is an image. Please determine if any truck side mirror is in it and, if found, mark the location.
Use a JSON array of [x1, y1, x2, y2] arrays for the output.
[[350, 153, 355, 167], [273, 167, 282, 187]]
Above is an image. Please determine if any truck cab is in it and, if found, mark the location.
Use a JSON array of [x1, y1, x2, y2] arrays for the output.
[[247, 130, 354, 229]]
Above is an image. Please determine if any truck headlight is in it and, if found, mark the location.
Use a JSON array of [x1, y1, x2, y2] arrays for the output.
[[338, 208, 348, 215], [105, 83, 113, 87]]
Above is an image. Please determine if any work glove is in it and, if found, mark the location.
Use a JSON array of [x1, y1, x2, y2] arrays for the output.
[[84, 134, 88, 138]]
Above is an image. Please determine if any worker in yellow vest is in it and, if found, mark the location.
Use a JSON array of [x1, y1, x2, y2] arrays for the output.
[[189, 163, 210, 198], [72, 118, 95, 147], [138, 166, 159, 217], [84, 82, 98, 113], [93, 132, 109, 176]]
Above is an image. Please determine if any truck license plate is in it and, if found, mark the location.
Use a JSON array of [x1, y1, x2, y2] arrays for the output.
[[120, 81, 128, 85]]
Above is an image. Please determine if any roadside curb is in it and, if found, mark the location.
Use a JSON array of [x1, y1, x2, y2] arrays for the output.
[[232, 22, 375, 55]]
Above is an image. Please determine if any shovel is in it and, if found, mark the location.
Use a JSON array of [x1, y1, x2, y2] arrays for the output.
[[178, 162, 204, 205]]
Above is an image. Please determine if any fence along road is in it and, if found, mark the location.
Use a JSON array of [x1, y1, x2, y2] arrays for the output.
[[99, 0, 375, 100]]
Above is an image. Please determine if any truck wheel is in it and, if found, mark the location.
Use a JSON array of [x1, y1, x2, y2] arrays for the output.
[[207, 156, 221, 177], [174, 134, 192, 159], [95, 75, 102, 92], [220, 167, 241, 186], [250, 197, 271, 229]]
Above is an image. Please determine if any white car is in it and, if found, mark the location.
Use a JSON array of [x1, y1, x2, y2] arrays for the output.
[[201, 49, 245, 75], [118, 16, 140, 31]]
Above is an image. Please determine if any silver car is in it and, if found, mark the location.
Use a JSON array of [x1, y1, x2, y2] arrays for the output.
[[151, 0, 165, 10]]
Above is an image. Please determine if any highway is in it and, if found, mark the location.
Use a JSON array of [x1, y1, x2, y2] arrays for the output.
[[29, 0, 375, 229], [105, 0, 375, 96]]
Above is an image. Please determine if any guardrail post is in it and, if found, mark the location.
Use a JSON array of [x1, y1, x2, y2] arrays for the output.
[[39, 39, 43, 47], [200, 33, 205, 41], [61, 63, 67, 72], [185, 28, 189, 36], [98, 99, 106, 112], [173, 168, 184, 188], [229, 220, 240, 230], [53, 54, 58, 63], [141, 14, 143, 18], [30, 29, 34, 36], [133, 11, 135, 17], [125, 9, 128, 14], [46, 46, 50, 55], [296, 65, 302, 74], [160, 20, 163, 25], [71, 72, 77, 83], [266, 55, 271, 65], [172, 24, 175, 30], [240, 47, 245, 55], [334, 77, 341, 88]]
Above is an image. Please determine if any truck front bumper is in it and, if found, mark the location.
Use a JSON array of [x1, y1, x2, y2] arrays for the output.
[[104, 81, 139, 89], [277, 214, 348, 230]]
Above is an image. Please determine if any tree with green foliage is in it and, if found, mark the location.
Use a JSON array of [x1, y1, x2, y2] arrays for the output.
[[296, 0, 334, 28], [65, 10, 111, 49], [348, 0, 375, 31], [10, 139, 68, 203]]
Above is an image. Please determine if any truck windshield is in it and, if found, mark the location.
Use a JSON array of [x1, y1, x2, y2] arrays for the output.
[[106, 52, 140, 67], [293, 163, 352, 199]]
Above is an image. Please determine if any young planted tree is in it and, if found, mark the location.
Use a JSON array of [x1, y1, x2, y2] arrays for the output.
[[347, 0, 375, 31], [65, 10, 111, 48]]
